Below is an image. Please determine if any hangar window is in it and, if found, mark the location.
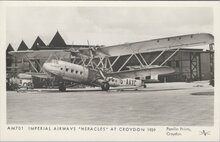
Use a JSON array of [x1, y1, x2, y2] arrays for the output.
[[66, 68, 69, 72]]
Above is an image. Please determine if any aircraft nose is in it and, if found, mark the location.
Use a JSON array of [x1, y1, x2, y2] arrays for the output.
[[43, 62, 60, 76], [43, 62, 50, 71], [43, 62, 55, 73]]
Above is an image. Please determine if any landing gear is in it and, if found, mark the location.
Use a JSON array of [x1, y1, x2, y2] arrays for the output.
[[59, 81, 66, 92], [101, 82, 110, 91], [59, 86, 66, 92]]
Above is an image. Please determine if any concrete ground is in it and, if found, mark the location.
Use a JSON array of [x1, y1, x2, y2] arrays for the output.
[[7, 81, 214, 126]]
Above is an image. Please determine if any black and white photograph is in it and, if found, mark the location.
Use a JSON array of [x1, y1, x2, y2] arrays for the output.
[[1, 1, 219, 141]]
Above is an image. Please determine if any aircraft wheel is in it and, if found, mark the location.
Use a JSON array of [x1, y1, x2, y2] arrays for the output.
[[59, 86, 66, 92], [27, 82, 33, 89], [101, 82, 110, 91], [23, 82, 28, 87]]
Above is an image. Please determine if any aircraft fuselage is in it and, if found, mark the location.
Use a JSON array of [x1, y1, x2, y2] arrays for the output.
[[43, 60, 142, 91]]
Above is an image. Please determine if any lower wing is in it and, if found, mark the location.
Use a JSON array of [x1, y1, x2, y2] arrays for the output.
[[107, 65, 175, 79]]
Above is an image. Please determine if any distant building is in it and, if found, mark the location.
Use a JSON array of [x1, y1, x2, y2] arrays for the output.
[[17, 40, 29, 51], [6, 44, 15, 78], [49, 31, 66, 47], [31, 36, 46, 50]]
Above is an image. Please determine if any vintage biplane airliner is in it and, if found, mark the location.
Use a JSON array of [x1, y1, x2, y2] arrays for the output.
[[9, 33, 214, 91]]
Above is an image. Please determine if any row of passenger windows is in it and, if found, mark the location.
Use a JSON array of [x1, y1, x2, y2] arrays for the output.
[[60, 67, 83, 75]]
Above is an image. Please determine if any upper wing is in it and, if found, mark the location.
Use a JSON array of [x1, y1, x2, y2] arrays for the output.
[[9, 33, 214, 59], [9, 50, 71, 59], [76, 33, 213, 58], [107, 65, 175, 79], [99, 33, 214, 57]]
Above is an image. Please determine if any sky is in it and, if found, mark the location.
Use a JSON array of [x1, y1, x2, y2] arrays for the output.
[[6, 7, 213, 50]]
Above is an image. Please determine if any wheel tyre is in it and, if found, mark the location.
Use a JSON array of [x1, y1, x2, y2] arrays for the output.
[[59, 86, 66, 92], [23, 82, 27, 87], [101, 82, 110, 91], [27, 82, 33, 89]]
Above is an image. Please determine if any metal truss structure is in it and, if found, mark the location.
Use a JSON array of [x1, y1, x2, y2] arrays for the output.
[[190, 52, 201, 81], [71, 47, 181, 74]]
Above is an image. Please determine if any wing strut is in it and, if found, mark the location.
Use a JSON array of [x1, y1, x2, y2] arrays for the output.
[[107, 58, 113, 72], [134, 54, 144, 67], [111, 56, 120, 68], [97, 57, 105, 68], [138, 53, 148, 65], [160, 48, 180, 66], [149, 49, 167, 65], [117, 54, 133, 72], [24, 54, 39, 73]]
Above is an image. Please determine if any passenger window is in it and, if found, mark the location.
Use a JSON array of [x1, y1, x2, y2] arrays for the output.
[[66, 68, 69, 72], [71, 69, 74, 73], [76, 70, 78, 74], [80, 71, 83, 75], [60, 68, 63, 70]]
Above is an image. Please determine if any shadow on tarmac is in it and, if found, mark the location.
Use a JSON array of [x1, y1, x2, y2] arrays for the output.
[[191, 92, 214, 96], [41, 87, 189, 93]]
